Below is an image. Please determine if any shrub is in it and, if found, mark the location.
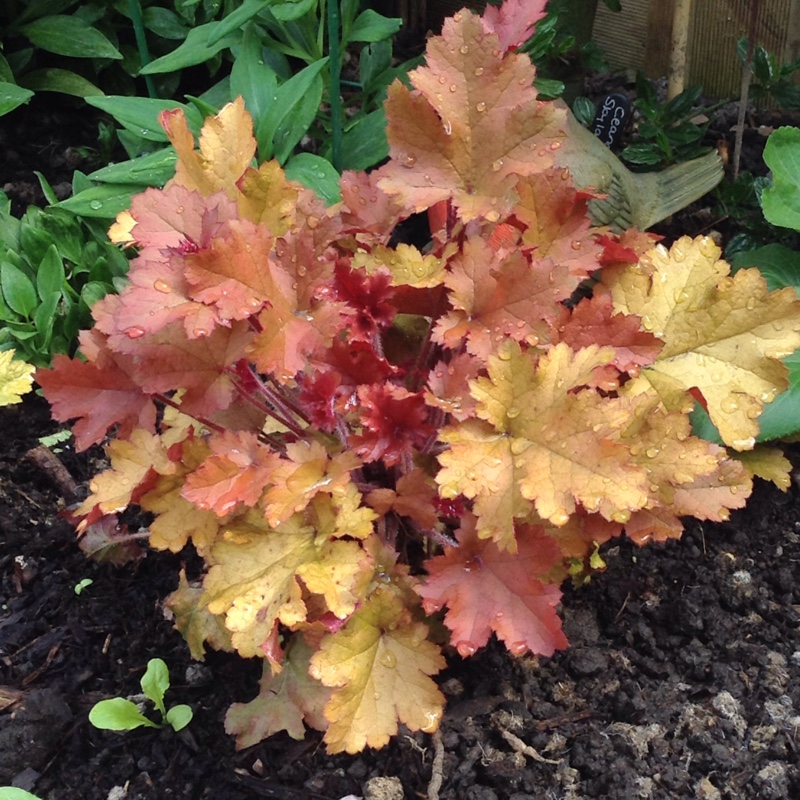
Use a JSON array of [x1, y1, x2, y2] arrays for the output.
[[37, 2, 800, 754]]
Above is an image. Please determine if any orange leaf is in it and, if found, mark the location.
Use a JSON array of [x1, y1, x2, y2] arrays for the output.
[[377, 10, 564, 222], [418, 512, 568, 657]]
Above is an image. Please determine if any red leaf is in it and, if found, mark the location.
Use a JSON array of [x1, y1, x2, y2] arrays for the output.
[[481, 0, 548, 52], [35, 339, 156, 451], [349, 384, 435, 466]]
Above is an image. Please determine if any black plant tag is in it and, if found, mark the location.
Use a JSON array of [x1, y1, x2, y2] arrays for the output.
[[591, 93, 631, 148]]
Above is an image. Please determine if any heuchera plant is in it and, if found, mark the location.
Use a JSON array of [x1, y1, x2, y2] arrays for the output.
[[36, 1, 800, 754]]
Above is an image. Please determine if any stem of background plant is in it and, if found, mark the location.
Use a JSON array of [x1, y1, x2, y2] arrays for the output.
[[733, 0, 762, 179], [327, 0, 343, 172], [128, 0, 158, 99], [667, 0, 691, 99]]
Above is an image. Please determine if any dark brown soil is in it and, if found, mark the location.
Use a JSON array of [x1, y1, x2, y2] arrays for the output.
[[3, 85, 800, 800]]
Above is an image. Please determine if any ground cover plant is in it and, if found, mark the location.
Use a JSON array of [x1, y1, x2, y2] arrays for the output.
[[35, 0, 800, 756]]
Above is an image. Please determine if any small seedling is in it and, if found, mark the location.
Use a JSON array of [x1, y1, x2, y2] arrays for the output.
[[89, 658, 192, 732], [73, 578, 93, 595], [0, 790, 43, 800], [38, 429, 72, 451]]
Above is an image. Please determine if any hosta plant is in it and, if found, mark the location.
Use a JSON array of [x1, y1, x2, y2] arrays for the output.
[[37, 2, 800, 754]]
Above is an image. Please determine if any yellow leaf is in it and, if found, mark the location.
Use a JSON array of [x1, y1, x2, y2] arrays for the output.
[[352, 243, 446, 287], [164, 570, 232, 660], [141, 473, 221, 556], [203, 514, 365, 657], [0, 350, 34, 406], [605, 236, 800, 450], [733, 445, 792, 491], [162, 96, 256, 199], [438, 342, 650, 545], [309, 588, 445, 754], [78, 428, 174, 516], [262, 440, 361, 526], [237, 160, 300, 235], [309, 483, 378, 540], [437, 420, 535, 549]]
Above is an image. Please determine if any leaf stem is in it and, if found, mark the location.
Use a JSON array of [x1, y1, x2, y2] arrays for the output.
[[327, 0, 343, 172], [128, 0, 158, 99]]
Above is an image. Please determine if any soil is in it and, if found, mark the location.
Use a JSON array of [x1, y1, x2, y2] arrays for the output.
[[3, 86, 800, 800]]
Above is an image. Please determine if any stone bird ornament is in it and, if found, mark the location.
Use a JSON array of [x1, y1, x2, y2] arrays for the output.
[[553, 99, 724, 231]]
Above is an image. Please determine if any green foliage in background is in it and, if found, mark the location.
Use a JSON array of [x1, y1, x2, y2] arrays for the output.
[[0, 187, 128, 367]]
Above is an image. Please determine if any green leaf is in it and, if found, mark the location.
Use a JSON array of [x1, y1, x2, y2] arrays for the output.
[[0, 54, 14, 83], [88, 148, 178, 186], [761, 126, 800, 231], [142, 7, 190, 40], [34, 171, 59, 206], [621, 142, 665, 166], [80, 281, 112, 311], [57, 184, 147, 218], [21, 16, 122, 60], [230, 22, 279, 136], [19, 68, 103, 98], [0, 82, 34, 116], [257, 58, 328, 163], [86, 96, 203, 142], [36, 245, 65, 299], [269, 0, 317, 22], [285, 152, 341, 205], [0, 788, 44, 800], [730, 243, 800, 293], [572, 96, 596, 127], [140, 21, 241, 74], [1, 262, 38, 317], [345, 10, 402, 44], [339, 109, 388, 171], [533, 77, 564, 100], [34, 291, 60, 350], [89, 697, 160, 730], [207, 0, 271, 46], [140, 658, 169, 716], [166, 703, 193, 731]]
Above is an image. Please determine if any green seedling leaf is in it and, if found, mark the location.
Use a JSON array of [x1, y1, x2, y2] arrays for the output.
[[0, 82, 34, 116], [21, 16, 122, 60], [0, 789, 44, 800], [166, 703, 194, 731], [74, 577, 93, 595], [284, 152, 341, 205], [89, 697, 160, 730], [762, 127, 800, 230], [39, 429, 72, 448], [140, 658, 170, 716]]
